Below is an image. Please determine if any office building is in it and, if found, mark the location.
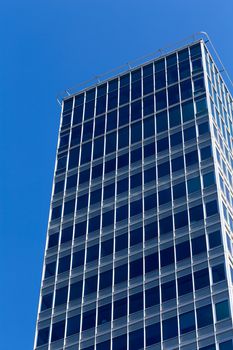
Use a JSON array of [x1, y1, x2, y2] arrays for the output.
[[34, 37, 233, 350]]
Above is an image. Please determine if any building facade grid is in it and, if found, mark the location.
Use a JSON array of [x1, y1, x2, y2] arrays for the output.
[[34, 39, 233, 350]]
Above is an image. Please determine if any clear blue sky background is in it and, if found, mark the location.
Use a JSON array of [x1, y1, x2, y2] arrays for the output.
[[1, 1, 233, 349]]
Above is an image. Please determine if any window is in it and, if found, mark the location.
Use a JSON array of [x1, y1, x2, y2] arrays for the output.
[[170, 131, 182, 147], [58, 255, 71, 274], [107, 110, 117, 131], [184, 126, 196, 142], [196, 304, 213, 328], [143, 141, 154, 168], [99, 269, 112, 290], [103, 183, 115, 200], [75, 220, 87, 238], [172, 155, 184, 173], [131, 173, 142, 189], [81, 142, 92, 164], [201, 145, 212, 160], [45, 261, 56, 278], [82, 309, 96, 331], [219, 340, 233, 350], [174, 209, 188, 229], [180, 79, 192, 100], [85, 275, 98, 295], [88, 215, 100, 233], [143, 74, 153, 95], [131, 100, 142, 121], [168, 84, 179, 105], [118, 127, 129, 149], [48, 232, 59, 248], [129, 292, 143, 313], [189, 204, 204, 222], [68, 149, 80, 171], [144, 167, 156, 183], [108, 91, 118, 111], [182, 100, 194, 122], [98, 304, 111, 325], [216, 300, 230, 321], [159, 188, 171, 205], [55, 286, 68, 306], [101, 239, 113, 257], [163, 316, 178, 340], [187, 176, 201, 193], [102, 208, 115, 225], [113, 334, 127, 350], [96, 340, 110, 350], [130, 227, 143, 246], [131, 79, 142, 101], [192, 235, 206, 255], [131, 122, 142, 144], [41, 293, 53, 311], [169, 105, 181, 127], [194, 268, 210, 290], [115, 264, 128, 284], [176, 241, 190, 261], [158, 161, 170, 178], [173, 182, 186, 200], [160, 246, 174, 267], [206, 200, 218, 216], [72, 250, 85, 269], [119, 105, 129, 126], [185, 149, 198, 167], [159, 215, 173, 235], [90, 189, 102, 205], [145, 221, 157, 241], [203, 172, 215, 187], [86, 244, 99, 263], [114, 297, 127, 319], [66, 174, 77, 189], [130, 198, 142, 216], [179, 310, 195, 334], [51, 205, 62, 220], [94, 115, 105, 136], [66, 315, 80, 336], [129, 328, 144, 350], [130, 258, 143, 278], [209, 230, 221, 248], [117, 178, 128, 194], [179, 60, 190, 80], [37, 327, 50, 346], [212, 264, 225, 283], [156, 111, 168, 133], [145, 253, 159, 273], [146, 323, 161, 345], [155, 68, 166, 89], [51, 320, 65, 342], [54, 180, 65, 194], [143, 95, 154, 116], [162, 280, 176, 301], [145, 286, 160, 307], [178, 274, 193, 296], [157, 136, 169, 153], [106, 132, 116, 154], [69, 281, 83, 301], [115, 233, 128, 252], [79, 168, 90, 185], [144, 116, 155, 138]]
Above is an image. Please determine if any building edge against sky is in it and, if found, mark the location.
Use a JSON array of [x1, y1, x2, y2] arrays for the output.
[[34, 36, 233, 350]]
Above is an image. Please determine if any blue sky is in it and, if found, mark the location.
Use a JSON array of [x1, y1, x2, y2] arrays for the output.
[[1, 0, 233, 349]]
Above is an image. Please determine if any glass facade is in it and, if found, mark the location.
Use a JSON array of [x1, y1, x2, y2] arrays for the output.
[[34, 40, 233, 350]]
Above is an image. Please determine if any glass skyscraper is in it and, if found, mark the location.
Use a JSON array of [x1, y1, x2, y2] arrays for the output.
[[34, 38, 233, 350]]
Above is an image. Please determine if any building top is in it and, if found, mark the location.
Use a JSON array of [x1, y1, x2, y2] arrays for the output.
[[57, 32, 233, 106]]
